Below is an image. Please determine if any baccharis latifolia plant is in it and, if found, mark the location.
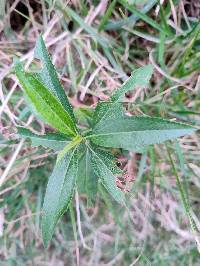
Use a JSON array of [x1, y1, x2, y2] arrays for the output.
[[15, 36, 196, 247]]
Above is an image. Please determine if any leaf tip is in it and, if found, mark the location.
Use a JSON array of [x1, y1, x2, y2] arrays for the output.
[[36, 34, 44, 44], [35, 34, 45, 57]]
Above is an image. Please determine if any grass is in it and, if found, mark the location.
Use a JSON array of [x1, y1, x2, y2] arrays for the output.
[[0, 0, 200, 265]]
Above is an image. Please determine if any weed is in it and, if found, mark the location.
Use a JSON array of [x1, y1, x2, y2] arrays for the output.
[[16, 36, 197, 247]]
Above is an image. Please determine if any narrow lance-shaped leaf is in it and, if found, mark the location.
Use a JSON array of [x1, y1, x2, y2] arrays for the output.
[[87, 116, 196, 151], [89, 145, 124, 204], [92, 65, 153, 128], [34, 36, 76, 122], [17, 127, 70, 151], [42, 148, 78, 247], [91, 145, 123, 175], [77, 146, 98, 206], [111, 64, 153, 102], [15, 62, 77, 136]]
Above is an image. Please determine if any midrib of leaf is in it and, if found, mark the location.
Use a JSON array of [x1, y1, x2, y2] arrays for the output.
[[30, 82, 75, 136], [57, 148, 76, 213], [85, 148, 89, 190], [77, 145, 98, 206], [95, 108, 111, 127], [87, 145, 110, 171], [87, 118, 195, 152], [32, 138, 67, 143], [80, 147, 92, 195], [85, 148, 95, 199], [86, 128, 193, 139], [17, 127, 70, 151]]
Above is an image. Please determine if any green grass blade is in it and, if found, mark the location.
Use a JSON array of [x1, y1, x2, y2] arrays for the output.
[[105, 0, 157, 30], [167, 146, 198, 240], [66, 44, 77, 93], [174, 140, 189, 200], [98, 0, 117, 32], [118, 0, 168, 35], [57, 3, 109, 48]]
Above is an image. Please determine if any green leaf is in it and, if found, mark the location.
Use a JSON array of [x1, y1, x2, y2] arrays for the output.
[[91, 145, 122, 175], [42, 148, 78, 247], [17, 127, 70, 151], [92, 102, 125, 127], [111, 65, 153, 102], [92, 65, 153, 129], [87, 116, 196, 151], [15, 62, 77, 136], [89, 145, 124, 204], [77, 146, 98, 206], [34, 36, 76, 122]]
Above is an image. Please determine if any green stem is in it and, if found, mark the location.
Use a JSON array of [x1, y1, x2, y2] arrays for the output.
[[57, 135, 83, 163]]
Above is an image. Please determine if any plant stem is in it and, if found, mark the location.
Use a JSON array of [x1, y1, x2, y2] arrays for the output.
[[57, 135, 83, 162]]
